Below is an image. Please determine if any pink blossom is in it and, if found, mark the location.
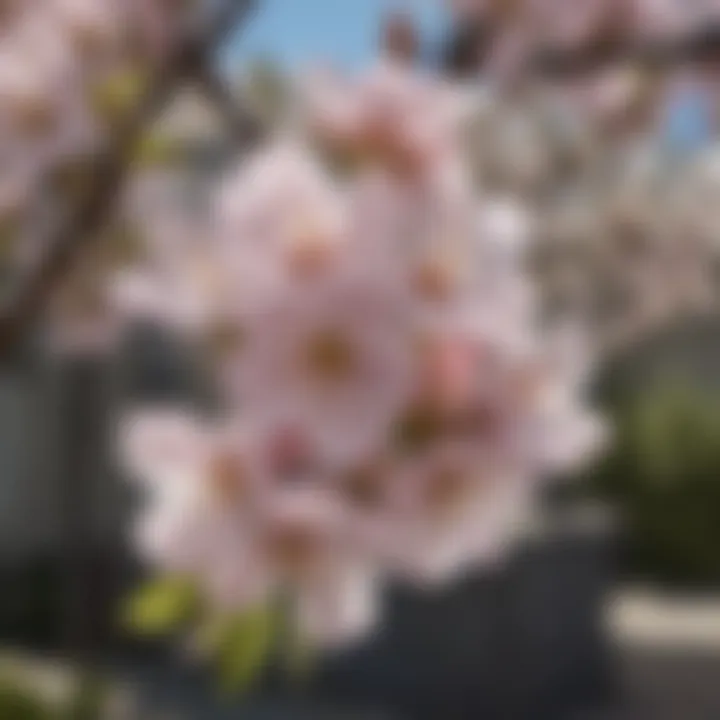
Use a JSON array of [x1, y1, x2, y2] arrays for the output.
[[217, 142, 349, 304], [122, 411, 275, 605], [305, 60, 471, 181], [384, 443, 531, 584], [123, 410, 379, 644], [231, 269, 419, 469], [345, 162, 484, 317], [0, 21, 98, 196]]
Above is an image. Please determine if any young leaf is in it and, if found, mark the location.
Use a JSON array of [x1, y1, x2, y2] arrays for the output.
[[0, 675, 48, 720], [122, 576, 197, 636], [217, 604, 277, 695], [91, 70, 147, 125]]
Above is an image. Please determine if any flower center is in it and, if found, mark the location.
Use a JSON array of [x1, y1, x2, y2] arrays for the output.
[[286, 219, 337, 277], [344, 463, 387, 509], [267, 524, 323, 579], [306, 329, 356, 382], [208, 451, 249, 507], [452, 400, 501, 442], [394, 402, 446, 452], [413, 256, 458, 302], [425, 466, 470, 517]]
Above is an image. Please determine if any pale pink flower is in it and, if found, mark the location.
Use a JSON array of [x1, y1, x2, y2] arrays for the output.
[[305, 60, 471, 180], [113, 146, 349, 378], [332, 314, 599, 584], [0, 23, 98, 192], [122, 410, 275, 605], [423, 318, 601, 476], [386, 443, 531, 584], [121, 409, 212, 487], [252, 488, 379, 646], [231, 269, 418, 469], [494, 335, 607, 476], [123, 410, 379, 644], [345, 162, 486, 320], [526, 393, 608, 476], [217, 142, 349, 305]]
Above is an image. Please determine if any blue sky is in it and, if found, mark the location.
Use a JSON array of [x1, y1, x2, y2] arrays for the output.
[[227, 0, 449, 72]]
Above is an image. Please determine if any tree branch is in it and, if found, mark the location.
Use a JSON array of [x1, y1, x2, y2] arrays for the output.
[[0, 0, 258, 356], [443, 22, 720, 78]]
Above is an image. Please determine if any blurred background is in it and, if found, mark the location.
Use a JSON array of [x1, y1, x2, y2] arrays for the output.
[[2, 0, 720, 718]]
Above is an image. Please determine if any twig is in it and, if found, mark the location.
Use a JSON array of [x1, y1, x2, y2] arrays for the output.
[[443, 22, 720, 78], [0, 0, 258, 356], [193, 64, 264, 146]]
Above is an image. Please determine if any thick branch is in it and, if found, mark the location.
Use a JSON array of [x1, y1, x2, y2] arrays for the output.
[[0, 0, 258, 356]]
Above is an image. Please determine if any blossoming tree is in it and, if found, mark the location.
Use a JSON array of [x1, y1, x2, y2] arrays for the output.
[[0, 0, 612, 688]]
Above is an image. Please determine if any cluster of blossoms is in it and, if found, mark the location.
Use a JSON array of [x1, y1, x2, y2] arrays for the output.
[[0, 0, 198, 353], [459, 68, 720, 357], [118, 59, 605, 648], [536, 141, 720, 353], [0, 0, 184, 222]]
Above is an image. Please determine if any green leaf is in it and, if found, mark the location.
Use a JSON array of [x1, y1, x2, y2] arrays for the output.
[[91, 70, 147, 124], [216, 605, 277, 695], [122, 576, 197, 637], [132, 132, 183, 168], [0, 675, 50, 720]]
